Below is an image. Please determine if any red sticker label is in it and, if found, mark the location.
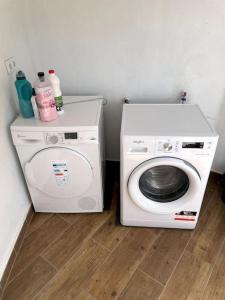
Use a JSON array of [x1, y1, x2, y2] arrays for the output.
[[175, 217, 195, 221], [174, 211, 197, 221]]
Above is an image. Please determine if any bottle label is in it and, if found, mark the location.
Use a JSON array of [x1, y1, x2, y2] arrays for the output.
[[36, 87, 56, 109], [55, 95, 64, 112]]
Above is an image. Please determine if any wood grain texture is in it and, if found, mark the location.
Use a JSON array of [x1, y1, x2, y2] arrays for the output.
[[42, 212, 111, 269], [159, 250, 212, 300], [35, 239, 109, 300], [58, 213, 82, 224], [25, 213, 53, 237], [9, 215, 69, 282], [140, 229, 191, 285], [67, 289, 95, 300], [202, 242, 225, 300], [187, 190, 225, 264], [88, 228, 159, 300], [119, 270, 163, 300], [92, 214, 129, 250], [2, 257, 56, 300], [2, 171, 224, 300]]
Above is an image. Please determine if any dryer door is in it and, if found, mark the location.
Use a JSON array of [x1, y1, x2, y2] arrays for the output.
[[25, 147, 94, 198], [128, 157, 201, 214]]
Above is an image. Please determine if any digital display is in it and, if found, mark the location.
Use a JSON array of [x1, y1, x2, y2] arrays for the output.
[[182, 142, 204, 149], [64, 132, 78, 139]]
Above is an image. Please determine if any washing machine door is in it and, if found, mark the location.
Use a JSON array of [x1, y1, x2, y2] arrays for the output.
[[128, 157, 201, 214], [25, 147, 94, 198]]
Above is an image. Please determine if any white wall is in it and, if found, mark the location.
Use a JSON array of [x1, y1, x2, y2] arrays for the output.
[[24, 0, 225, 172], [0, 0, 35, 280]]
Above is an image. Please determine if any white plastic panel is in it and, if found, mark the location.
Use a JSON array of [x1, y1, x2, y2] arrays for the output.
[[128, 146, 148, 154], [25, 147, 93, 198], [11, 131, 44, 145]]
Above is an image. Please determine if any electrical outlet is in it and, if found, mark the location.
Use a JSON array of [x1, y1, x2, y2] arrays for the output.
[[4, 57, 16, 74]]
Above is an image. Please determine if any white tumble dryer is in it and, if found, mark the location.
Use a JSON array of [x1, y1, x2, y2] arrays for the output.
[[121, 104, 218, 229], [11, 96, 104, 213]]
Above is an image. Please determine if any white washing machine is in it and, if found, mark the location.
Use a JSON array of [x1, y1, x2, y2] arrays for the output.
[[11, 96, 104, 213], [121, 104, 218, 229]]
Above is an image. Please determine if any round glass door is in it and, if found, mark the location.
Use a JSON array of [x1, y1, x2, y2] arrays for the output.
[[139, 165, 189, 203], [128, 157, 201, 214]]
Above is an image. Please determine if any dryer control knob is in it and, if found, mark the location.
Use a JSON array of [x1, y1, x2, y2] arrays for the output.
[[163, 142, 173, 151], [49, 135, 59, 144]]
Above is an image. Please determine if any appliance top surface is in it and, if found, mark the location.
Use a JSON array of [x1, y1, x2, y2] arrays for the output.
[[122, 104, 217, 137], [11, 96, 103, 131]]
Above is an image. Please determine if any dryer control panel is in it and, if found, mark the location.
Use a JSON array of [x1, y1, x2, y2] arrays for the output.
[[11, 130, 98, 146], [45, 131, 98, 145]]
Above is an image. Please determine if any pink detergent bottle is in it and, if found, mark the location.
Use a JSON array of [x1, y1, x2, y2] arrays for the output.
[[34, 72, 58, 122]]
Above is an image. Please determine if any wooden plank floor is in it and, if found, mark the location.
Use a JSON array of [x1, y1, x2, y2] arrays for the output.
[[2, 172, 225, 300]]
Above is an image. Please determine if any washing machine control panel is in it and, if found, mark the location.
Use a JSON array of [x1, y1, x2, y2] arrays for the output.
[[45, 131, 98, 145], [124, 136, 215, 156], [156, 139, 213, 154]]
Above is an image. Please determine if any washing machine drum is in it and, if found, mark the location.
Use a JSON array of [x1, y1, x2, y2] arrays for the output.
[[128, 157, 201, 214], [139, 165, 189, 203], [25, 147, 94, 198]]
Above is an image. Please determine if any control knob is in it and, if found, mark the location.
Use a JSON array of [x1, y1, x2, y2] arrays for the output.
[[49, 135, 59, 144], [163, 142, 173, 151]]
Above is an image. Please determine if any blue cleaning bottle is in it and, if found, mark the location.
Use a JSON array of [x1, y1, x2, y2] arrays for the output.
[[15, 71, 34, 118]]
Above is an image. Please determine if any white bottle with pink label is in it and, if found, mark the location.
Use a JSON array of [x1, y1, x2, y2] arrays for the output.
[[34, 72, 58, 122]]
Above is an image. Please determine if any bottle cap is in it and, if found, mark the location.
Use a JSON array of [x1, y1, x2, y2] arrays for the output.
[[16, 70, 26, 80], [38, 72, 45, 77], [48, 69, 55, 74]]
